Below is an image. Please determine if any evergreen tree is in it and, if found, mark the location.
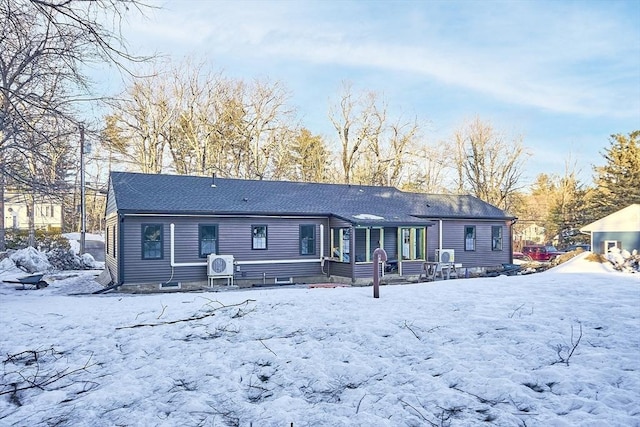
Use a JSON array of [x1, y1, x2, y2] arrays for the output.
[[548, 173, 588, 247], [586, 131, 640, 221]]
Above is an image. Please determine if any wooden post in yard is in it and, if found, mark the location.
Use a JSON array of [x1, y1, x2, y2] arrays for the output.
[[372, 247, 387, 298]]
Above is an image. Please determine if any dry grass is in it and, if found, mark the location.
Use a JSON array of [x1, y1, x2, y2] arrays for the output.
[[585, 252, 607, 263], [554, 249, 584, 265]]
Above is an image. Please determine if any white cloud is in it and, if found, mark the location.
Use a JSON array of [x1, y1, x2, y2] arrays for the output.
[[111, 1, 639, 181], [124, 1, 638, 119]]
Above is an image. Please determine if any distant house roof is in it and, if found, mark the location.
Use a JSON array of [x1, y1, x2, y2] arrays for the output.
[[108, 171, 513, 225], [580, 204, 640, 233]]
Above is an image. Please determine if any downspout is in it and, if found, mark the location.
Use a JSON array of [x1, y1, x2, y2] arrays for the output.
[[439, 219, 443, 259], [322, 218, 330, 275], [509, 218, 517, 263], [319, 223, 324, 263]]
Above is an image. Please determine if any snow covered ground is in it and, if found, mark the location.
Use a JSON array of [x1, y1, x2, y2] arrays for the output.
[[1, 253, 639, 426]]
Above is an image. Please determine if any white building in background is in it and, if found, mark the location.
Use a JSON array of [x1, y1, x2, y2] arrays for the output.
[[515, 223, 546, 245], [3, 192, 63, 231]]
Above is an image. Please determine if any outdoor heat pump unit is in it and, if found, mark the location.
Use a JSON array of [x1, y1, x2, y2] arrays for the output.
[[207, 254, 235, 277], [435, 249, 455, 263]]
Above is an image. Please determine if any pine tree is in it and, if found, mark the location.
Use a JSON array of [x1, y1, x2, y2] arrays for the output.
[[548, 174, 587, 247], [586, 131, 640, 221]]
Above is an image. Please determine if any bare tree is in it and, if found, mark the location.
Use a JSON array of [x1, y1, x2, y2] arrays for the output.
[[452, 117, 529, 211], [328, 82, 422, 186], [234, 78, 295, 180], [383, 116, 421, 187], [329, 82, 377, 184], [402, 141, 450, 193], [104, 60, 298, 180], [1, 0, 151, 248], [103, 73, 173, 174], [354, 96, 386, 185], [19, 116, 75, 246]]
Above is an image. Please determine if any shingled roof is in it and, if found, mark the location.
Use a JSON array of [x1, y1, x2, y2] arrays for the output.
[[108, 171, 513, 225]]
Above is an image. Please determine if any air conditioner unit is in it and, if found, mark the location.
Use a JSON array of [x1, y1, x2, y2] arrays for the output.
[[207, 254, 234, 277], [435, 249, 455, 263]]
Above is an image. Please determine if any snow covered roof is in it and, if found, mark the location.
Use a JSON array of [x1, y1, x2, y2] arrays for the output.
[[580, 204, 640, 233]]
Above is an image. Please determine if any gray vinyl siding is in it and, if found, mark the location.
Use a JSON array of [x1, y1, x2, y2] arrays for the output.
[[105, 214, 119, 284], [122, 218, 172, 284], [220, 217, 324, 261], [327, 260, 352, 279], [398, 260, 423, 276], [592, 231, 640, 255], [353, 262, 376, 279], [232, 216, 325, 281], [383, 228, 398, 259], [426, 219, 510, 267], [329, 218, 352, 233], [119, 215, 326, 285]]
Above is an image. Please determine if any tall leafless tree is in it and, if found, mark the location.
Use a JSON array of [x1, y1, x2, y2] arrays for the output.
[[329, 82, 377, 185], [329, 82, 422, 187], [401, 141, 450, 193], [0, 0, 151, 249], [452, 116, 529, 211], [104, 59, 299, 180]]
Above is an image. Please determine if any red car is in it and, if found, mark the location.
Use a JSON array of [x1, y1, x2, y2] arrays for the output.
[[522, 245, 564, 262]]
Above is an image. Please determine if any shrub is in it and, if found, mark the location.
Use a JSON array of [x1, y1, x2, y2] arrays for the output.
[[4, 229, 70, 252]]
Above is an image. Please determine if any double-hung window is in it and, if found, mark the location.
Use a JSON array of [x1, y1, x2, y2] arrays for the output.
[[142, 224, 163, 259], [252, 225, 267, 250], [199, 224, 218, 257], [465, 226, 476, 251], [492, 226, 503, 251], [300, 225, 316, 255]]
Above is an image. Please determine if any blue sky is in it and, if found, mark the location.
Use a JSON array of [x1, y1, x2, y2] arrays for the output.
[[110, 0, 640, 188]]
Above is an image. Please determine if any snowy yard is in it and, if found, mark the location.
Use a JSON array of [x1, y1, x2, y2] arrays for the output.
[[1, 253, 639, 426]]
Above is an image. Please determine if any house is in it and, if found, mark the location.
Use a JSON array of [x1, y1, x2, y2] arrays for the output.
[[3, 192, 63, 231], [580, 204, 640, 255], [105, 171, 516, 290], [513, 223, 546, 249]]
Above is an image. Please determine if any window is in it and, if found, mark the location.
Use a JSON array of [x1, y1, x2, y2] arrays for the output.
[[112, 226, 116, 259], [400, 227, 425, 260], [330, 227, 350, 262], [106, 225, 116, 258], [604, 240, 620, 253], [464, 226, 476, 251], [252, 225, 267, 250], [300, 225, 316, 255], [199, 224, 218, 257], [142, 224, 163, 259], [492, 226, 503, 251], [40, 206, 53, 217]]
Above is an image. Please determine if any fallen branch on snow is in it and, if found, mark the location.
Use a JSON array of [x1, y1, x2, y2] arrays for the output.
[[116, 299, 256, 329]]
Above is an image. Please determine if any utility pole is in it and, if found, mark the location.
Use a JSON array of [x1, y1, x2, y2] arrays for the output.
[[80, 124, 86, 255]]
